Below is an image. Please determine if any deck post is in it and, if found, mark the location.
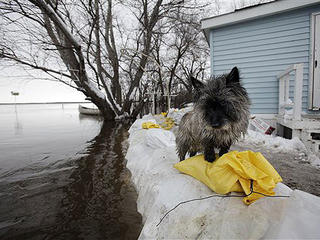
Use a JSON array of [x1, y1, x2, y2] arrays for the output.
[[278, 75, 285, 115], [293, 64, 303, 121]]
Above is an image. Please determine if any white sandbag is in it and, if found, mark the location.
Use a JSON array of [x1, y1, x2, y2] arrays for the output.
[[145, 128, 176, 149], [263, 189, 320, 239]]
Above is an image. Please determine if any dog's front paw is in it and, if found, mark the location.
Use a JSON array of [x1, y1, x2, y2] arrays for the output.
[[219, 150, 228, 157], [219, 146, 230, 157], [204, 153, 216, 163]]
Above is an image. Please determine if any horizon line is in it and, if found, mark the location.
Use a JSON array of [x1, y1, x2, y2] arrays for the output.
[[0, 101, 90, 105]]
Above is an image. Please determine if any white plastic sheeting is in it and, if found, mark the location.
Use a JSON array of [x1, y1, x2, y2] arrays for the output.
[[126, 118, 320, 239]]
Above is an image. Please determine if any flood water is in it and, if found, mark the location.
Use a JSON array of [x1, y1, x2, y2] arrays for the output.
[[0, 104, 142, 240]]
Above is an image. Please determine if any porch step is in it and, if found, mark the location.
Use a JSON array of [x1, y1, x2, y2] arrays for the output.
[[301, 129, 320, 141], [276, 116, 320, 130]]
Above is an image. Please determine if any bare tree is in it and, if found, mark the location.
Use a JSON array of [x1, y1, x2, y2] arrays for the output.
[[2, 0, 205, 119], [231, 0, 275, 10], [137, 1, 211, 110]]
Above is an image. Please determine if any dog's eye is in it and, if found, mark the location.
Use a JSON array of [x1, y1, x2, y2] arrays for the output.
[[220, 100, 227, 107]]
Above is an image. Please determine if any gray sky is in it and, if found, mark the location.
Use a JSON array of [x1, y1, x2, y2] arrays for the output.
[[0, 65, 85, 103]]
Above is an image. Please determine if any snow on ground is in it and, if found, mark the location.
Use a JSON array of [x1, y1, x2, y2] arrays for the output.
[[308, 153, 320, 168], [126, 110, 320, 239], [241, 130, 320, 168], [241, 130, 306, 153]]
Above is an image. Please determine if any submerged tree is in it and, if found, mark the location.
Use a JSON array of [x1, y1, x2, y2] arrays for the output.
[[0, 0, 210, 119]]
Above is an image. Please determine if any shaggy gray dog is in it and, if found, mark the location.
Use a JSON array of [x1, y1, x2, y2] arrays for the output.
[[176, 67, 250, 162]]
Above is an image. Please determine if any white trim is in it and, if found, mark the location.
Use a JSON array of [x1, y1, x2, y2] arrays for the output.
[[252, 114, 277, 120], [309, 12, 320, 110], [201, 0, 320, 31], [209, 31, 215, 76], [277, 65, 295, 79], [309, 13, 316, 109], [294, 64, 304, 121]]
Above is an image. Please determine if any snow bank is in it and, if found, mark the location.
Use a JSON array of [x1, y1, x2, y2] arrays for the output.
[[308, 153, 320, 168], [126, 118, 320, 239], [241, 130, 307, 153], [240, 130, 320, 168]]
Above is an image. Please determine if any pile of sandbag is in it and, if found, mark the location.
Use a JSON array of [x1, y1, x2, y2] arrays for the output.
[[126, 117, 320, 239]]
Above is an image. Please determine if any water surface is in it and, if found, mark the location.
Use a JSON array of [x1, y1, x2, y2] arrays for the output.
[[0, 104, 142, 239], [0, 104, 102, 173]]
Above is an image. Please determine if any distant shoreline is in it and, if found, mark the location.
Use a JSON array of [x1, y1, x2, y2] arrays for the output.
[[0, 102, 90, 105]]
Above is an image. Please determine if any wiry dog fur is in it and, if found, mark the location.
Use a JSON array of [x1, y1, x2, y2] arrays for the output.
[[176, 67, 250, 162]]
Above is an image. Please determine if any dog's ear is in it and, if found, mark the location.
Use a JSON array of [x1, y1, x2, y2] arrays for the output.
[[190, 76, 204, 89], [226, 67, 240, 85]]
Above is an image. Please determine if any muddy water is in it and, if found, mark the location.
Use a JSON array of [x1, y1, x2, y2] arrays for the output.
[[0, 104, 142, 240]]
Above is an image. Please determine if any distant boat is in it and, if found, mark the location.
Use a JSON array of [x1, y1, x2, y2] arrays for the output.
[[78, 104, 101, 115]]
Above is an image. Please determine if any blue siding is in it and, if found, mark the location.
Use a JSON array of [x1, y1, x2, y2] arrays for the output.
[[210, 5, 320, 114]]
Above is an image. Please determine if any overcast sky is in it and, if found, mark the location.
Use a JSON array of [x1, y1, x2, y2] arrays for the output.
[[0, 65, 86, 103], [0, 0, 261, 103]]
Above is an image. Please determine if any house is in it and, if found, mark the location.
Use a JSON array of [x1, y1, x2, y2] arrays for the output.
[[201, 0, 320, 152]]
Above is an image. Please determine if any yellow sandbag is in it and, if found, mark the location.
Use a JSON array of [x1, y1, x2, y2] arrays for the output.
[[142, 118, 174, 130], [161, 117, 175, 130], [174, 151, 282, 205], [142, 122, 160, 129], [155, 116, 175, 130]]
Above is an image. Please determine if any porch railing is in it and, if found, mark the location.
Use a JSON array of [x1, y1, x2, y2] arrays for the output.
[[277, 63, 304, 121]]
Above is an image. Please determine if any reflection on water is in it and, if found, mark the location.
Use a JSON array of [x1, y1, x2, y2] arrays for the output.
[[0, 104, 142, 240], [53, 122, 142, 240], [14, 106, 23, 136]]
